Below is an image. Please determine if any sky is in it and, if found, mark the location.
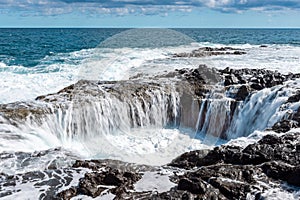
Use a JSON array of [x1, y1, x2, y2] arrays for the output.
[[0, 0, 299, 28]]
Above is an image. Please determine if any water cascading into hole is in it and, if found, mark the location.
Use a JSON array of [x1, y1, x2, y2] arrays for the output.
[[32, 84, 181, 143], [226, 83, 300, 139], [194, 86, 237, 141], [194, 81, 300, 141]]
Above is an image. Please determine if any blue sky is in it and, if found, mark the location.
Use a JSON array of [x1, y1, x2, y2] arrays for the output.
[[0, 0, 299, 27]]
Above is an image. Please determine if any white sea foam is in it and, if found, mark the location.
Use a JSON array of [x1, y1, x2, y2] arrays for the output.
[[134, 171, 176, 193], [198, 43, 300, 74], [1, 43, 299, 104]]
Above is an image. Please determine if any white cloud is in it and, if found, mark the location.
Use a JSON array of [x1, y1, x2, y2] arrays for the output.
[[0, 0, 299, 16]]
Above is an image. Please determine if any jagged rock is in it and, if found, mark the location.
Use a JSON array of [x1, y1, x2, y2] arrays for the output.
[[235, 85, 251, 101], [251, 83, 264, 90], [169, 149, 210, 169], [208, 177, 251, 199], [241, 134, 300, 166], [170, 133, 300, 168], [169, 145, 243, 168], [169, 133, 300, 199], [271, 106, 300, 133], [224, 74, 239, 86], [178, 164, 263, 200], [174, 47, 246, 58], [175, 64, 221, 85], [233, 51, 246, 55], [235, 74, 247, 84], [57, 187, 77, 200], [261, 161, 300, 187], [60, 167, 141, 199], [272, 120, 298, 133], [288, 91, 300, 103], [177, 178, 228, 199], [219, 68, 293, 92], [73, 159, 155, 172], [178, 178, 206, 194]]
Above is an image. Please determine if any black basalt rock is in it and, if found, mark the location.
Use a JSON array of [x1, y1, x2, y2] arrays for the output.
[[236, 85, 251, 101], [178, 178, 207, 194], [59, 166, 142, 199], [57, 187, 77, 200], [288, 91, 300, 103], [261, 161, 300, 187], [170, 133, 300, 168], [272, 120, 298, 133]]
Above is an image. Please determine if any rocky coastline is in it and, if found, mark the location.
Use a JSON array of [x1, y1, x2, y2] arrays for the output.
[[56, 67, 300, 200], [0, 47, 299, 199], [56, 132, 299, 200]]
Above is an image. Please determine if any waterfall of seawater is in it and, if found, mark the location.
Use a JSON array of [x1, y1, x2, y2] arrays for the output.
[[0, 85, 184, 164], [227, 82, 300, 139], [195, 86, 235, 141], [1, 80, 299, 162], [194, 80, 300, 140], [30, 85, 180, 144]]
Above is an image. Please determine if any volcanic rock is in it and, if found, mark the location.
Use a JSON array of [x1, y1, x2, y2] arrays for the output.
[[174, 47, 246, 58]]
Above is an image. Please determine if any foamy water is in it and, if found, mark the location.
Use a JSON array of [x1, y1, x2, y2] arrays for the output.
[[1, 43, 299, 104]]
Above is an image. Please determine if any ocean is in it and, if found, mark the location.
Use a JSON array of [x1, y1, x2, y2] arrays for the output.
[[0, 28, 300, 199]]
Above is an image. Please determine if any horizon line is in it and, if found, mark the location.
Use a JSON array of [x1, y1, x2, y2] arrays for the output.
[[0, 26, 300, 29]]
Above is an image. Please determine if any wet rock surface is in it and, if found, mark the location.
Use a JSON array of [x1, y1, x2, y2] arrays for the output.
[[0, 65, 215, 124], [272, 106, 300, 133], [219, 67, 300, 89], [0, 130, 299, 199], [166, 133, 300, 199], [170, 133, 300, 168], [50, 133, 300, 199]]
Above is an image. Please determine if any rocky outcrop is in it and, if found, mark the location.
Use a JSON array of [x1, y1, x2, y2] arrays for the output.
[[75, 169, 141, 198], [275, 99, 300, 131], [219, 67, 295, 89], [174, 47, 246, 58], [54, 133, 300, 199], [57, 160, 157, 199], [261, 161, 300, 187], [177, 164, 266, 200], [160, 133, 300, 199], [170, 133, 300, 168], [272, 119, 298, 133]]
